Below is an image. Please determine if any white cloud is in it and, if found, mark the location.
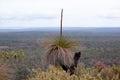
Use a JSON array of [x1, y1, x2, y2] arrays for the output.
[[0, 0, 120, 28]]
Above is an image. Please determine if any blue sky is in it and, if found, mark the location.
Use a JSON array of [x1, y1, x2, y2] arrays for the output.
[[0, 0, 120, 29]]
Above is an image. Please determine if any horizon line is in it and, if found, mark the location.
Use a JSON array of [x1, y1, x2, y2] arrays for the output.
[[0, 26, 120, 29]]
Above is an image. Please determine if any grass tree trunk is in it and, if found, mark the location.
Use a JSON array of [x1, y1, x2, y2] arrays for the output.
[[60, 8, 63, 39]]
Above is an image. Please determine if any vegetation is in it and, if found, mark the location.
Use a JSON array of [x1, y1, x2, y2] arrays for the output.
[[45, 8, 80, 69], [46, 37, 78, 67], [0, 51, 24, 80], [0, 51, 24, 59], [27, 65, 120, 80], [0, 64, 14, 80], [0, 29, 120, 80]]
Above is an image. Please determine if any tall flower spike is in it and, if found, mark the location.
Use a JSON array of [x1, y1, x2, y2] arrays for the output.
[[60, 8, 63, 39]]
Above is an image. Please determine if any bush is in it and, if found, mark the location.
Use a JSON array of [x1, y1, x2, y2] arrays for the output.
[[26, 65, 120, 80], [0, 63, 15, 80], [0, 51, 24, 80], [27, 66, 78, 80]]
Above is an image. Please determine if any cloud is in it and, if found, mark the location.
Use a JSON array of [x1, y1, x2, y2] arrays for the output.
[[0, 0, 120, 28], [0, 15, 57, 21], [104, 16, 120, 19], [97, 7, 120, 20], [98, 16, 120, 20]]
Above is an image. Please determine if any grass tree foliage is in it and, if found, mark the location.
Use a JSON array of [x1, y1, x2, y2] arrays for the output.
[[46, 37, 78, 67]]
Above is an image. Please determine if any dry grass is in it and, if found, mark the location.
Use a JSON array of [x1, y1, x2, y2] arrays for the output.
[[46, 46, 73, 67], [0, 51, 23, 80], [0, 63, 15, 80]]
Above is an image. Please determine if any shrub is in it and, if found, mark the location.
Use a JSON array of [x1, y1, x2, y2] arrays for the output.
[[0, 63, 15, 80], [0, 51, 24, 80], [26, 66, 78, 80], [26, 65, 120, 80]]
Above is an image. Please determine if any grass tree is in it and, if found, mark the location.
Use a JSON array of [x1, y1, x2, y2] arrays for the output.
[[45, 9, 79, 68]]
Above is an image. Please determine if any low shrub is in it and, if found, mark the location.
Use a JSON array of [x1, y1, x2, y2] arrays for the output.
[[26, 65, 120, 80]]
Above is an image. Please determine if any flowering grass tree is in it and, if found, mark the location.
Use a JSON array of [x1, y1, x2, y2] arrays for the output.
[[45, 9, 80, 74]]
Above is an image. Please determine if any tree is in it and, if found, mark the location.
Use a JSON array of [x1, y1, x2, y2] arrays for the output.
[[45, 9, 79, 68]]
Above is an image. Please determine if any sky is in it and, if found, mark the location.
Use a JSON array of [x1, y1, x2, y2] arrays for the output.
[[0, 0, 120, 29]]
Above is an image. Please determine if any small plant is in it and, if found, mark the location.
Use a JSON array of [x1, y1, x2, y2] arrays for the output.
[[113, 65, 120, 79], [0, 51, 24, 60], [95, 61, 106, 71]]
